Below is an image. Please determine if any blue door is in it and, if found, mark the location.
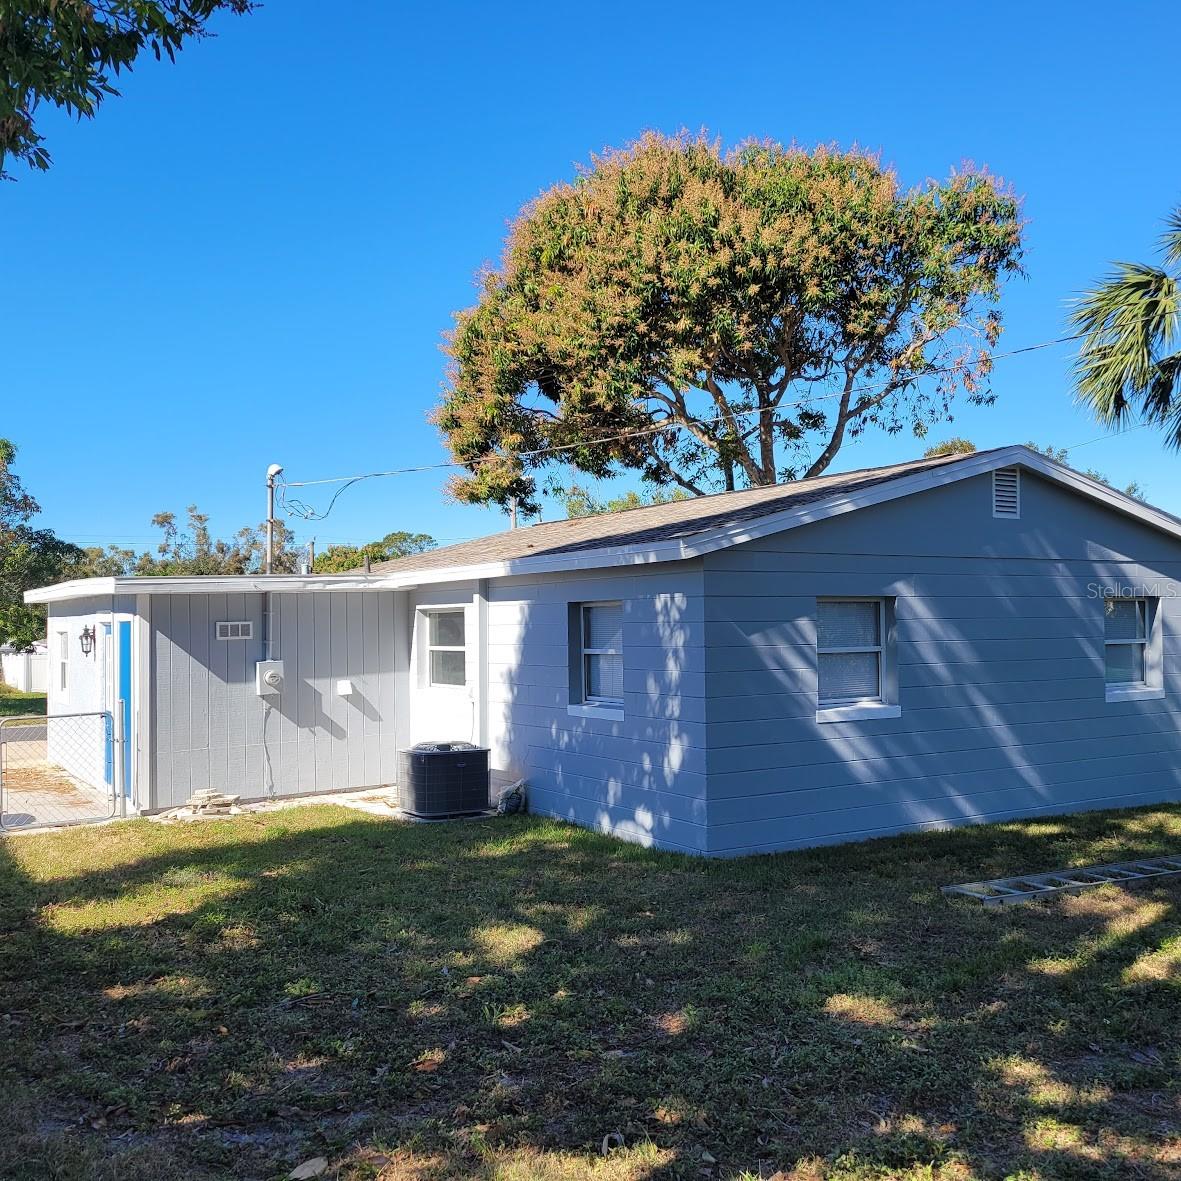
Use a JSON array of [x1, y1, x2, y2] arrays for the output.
[[118, 621, 132, 799], [102, 623, 114, 787]]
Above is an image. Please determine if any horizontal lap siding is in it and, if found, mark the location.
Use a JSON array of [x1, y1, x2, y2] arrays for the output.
[[152, 592, 397, 809], [704, 470, 1181, 856], [485, 564, 707, 852]]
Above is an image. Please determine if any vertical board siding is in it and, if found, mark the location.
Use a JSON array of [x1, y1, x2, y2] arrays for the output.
[[477, 562, 708, 853], [151, 591, 398, 809], [703, 470, 1181, 855]]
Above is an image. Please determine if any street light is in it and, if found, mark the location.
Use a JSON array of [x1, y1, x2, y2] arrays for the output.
[[265, 463, 284, 574]]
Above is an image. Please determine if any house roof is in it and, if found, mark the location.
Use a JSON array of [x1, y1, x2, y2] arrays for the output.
[[27, 444, 1181, 603], [365, 447, 1001, 576]]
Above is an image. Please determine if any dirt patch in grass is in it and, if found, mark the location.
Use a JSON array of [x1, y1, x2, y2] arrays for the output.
[[3, 765, 91, 799], [0, 805, 1179, 1179]]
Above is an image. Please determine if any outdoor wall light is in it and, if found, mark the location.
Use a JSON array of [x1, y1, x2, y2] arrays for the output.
[[79, 625, 96, 657]]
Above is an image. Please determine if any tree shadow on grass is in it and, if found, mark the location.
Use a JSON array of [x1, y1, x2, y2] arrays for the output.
[[0, 803, 1179, 1180]]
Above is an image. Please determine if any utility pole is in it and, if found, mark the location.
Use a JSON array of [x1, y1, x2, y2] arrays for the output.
[[265, 463, 284, 574], [509, 496, 518, 530], [307, 539, 315, 572]]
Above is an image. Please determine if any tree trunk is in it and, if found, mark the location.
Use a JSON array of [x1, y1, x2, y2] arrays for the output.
[[756, 391, 777, 485]]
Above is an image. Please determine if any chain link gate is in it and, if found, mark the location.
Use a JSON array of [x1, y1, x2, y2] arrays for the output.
[[0, 711, 122, 831]]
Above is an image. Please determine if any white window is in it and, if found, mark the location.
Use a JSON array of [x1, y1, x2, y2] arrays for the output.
[[817, 599, 885, 706], [215, 621, 253, 640], [579, 602, 624, 705], [426, 610, 466, 687], [1104, 598, 1149, 686], [57, 630, 69, 693]]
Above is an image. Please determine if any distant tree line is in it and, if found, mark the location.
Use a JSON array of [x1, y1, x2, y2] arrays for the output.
[[311, 533, 436, 573], [921, 438, 1145, 499], [0, 439, 437, 650]]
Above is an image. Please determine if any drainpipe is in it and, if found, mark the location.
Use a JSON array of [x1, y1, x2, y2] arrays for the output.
[[473, 579, 489, 748], [262, 593, 279, 662]]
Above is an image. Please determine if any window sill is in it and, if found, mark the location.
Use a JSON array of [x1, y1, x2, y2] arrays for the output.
[[1105, 684, 1165, 703], [567, 703, 624, 722], [816, 702, 902, 724]]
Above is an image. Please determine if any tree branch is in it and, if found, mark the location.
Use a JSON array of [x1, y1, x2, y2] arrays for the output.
[[699, 373, 765, 485], [643, 445, 707, 496], [802, 364, 859, 479], [802, 320, 940, 479]]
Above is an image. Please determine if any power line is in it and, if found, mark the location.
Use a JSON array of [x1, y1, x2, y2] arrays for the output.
[[276, 320, 1147, 522], [1060, 422, 1151, 452]]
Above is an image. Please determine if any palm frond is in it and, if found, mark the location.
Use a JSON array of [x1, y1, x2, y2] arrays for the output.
[[1163, 205, 1181, 269], [1155, 352, 1181, 446], [1072, 263, 1180, 433]]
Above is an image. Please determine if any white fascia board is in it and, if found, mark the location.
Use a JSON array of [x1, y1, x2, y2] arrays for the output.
[[27, 447, 1181, 602], [388, 445, 1181, 583], [24, 578, 121, 604], [1011, 448, 1181, 537], [677, 446, 1034, 557], [672, 445, 1181, 558], [373, 447, 1035, 584], [370, 541, 691, 590], [24, 573, 393, 604]]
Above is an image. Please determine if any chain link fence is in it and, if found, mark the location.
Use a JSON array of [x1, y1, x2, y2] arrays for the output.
[[0, 712, 118, 832]]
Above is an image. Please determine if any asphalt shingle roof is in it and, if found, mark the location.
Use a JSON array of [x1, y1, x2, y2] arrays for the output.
[[367, 448, 1006, 577]]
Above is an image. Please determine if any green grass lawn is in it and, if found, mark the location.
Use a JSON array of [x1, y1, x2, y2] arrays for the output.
[[0, 682, 47, 718], [0, 805, 1179, 1181]]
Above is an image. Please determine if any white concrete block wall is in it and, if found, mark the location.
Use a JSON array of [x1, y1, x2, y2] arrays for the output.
[[44, 598, 118, 790]]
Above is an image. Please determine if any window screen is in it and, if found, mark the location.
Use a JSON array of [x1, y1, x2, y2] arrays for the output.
[[581, 603, 624, 704], [426, 610, 466, 686], [1104, 598, 1147, 686], [816, 600, 883, 705]]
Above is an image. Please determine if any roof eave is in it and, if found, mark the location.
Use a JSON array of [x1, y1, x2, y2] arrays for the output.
[[23, 573, 399, 604], [27, 446, 1181, 603], [386, 445, 1181, 581]]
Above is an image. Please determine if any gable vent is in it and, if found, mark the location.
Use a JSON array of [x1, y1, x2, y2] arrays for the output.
[[993, 467, 1021, 518]]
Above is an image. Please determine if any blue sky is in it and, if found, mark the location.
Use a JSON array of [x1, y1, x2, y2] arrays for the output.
[[4, 0, 1181, 553]]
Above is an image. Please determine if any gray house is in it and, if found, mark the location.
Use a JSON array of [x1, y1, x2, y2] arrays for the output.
[[28, 444, 1181, 855]]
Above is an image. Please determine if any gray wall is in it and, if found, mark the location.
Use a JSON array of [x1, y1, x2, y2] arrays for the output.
[[702, 470, 1181, 855], [137, 466, 1181, 853], [151, 591, 398, 809], [484, 562, 708, 853]]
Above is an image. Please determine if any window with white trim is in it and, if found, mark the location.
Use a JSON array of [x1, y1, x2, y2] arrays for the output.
[[57, 630, 69, 693], [1104, 598, 1149, 686], [816, 599, 886, 706], [426, 610, 466, 687], [578, 602, 624, 705], [215, 621, 253, 640]]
